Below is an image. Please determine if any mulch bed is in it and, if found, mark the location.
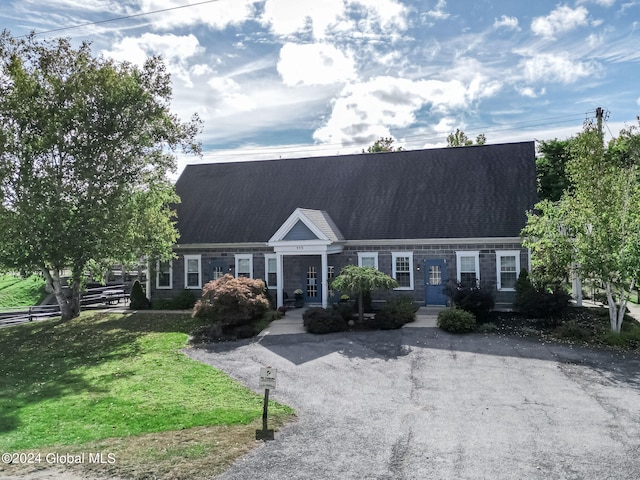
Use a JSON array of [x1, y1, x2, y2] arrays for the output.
[[483, 306, 640, 351]]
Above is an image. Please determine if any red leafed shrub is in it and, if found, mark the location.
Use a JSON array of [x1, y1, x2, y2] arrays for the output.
[[192, 274, 270, 327]]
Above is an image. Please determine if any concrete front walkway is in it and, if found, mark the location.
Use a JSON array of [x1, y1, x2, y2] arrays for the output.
[[258, 305, 442, 336]]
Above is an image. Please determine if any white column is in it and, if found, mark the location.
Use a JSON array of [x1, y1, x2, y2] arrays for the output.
[[276, 252, 284, 308], [571, 263, 582, 307], [321, 252, 328, 308], [145, 258, 151, 301]]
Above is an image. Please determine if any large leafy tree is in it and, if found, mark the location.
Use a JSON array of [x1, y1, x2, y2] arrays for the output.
[[536, 139, 573, 202], [0, 32, 201, 320], [522, 121, 640, 333]]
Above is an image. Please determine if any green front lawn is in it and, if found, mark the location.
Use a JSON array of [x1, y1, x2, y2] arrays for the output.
[[0, 274, 48, 308], [0, 311, 293, 455]]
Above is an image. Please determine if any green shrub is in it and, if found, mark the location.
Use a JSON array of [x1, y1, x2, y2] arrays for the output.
[[477, 323, 497, 333], [333, 302, 355, 321], [514, 269, 570, 322], [437, 308, 476, 333], [192, 274, 270, 328], [373, 296, 418, 330], [190, 324, 224, 343], [303, 307, 347, 334], [153, 289, 196, 310], [555, 320, 591, 341], [602, 324, 640, 349], [445, 282, 494, 322], [129, 280, 150, 310]]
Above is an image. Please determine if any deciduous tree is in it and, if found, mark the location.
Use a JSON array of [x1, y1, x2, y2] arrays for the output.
[[522, 121, 640, 333], [536, 139, 574, 202], [331, 265, 399, 323], [446, 129, 486, 147], [363, 137, 403, 153], [0, 31, 201, 320]]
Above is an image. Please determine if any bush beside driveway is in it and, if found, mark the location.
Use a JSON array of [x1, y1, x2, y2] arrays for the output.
[[187, 329, 640, 480]]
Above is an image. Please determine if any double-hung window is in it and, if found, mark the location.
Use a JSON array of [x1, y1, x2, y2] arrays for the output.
[[496, 251, 520, 290], [156, 259, 172, 289], [184, 254, 201, 289], [235, 254, 253, 278], [392, 252, 414, 290], [357, 252, 379, 269], [456, 251, 479, 288], [264, 254, 277, 289]]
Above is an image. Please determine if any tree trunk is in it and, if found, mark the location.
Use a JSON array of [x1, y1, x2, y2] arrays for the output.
[[605, 282, 629, 334], [358, 291, 364, 323], [41, 267, 80, 321]]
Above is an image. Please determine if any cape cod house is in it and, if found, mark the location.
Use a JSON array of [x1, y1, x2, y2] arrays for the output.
[[152, 141, 537, 309]]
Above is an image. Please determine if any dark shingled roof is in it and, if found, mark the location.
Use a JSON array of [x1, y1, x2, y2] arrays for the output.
[[175, 141, 537, 244]]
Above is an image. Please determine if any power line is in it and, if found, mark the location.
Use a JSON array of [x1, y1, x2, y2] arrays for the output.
[[11, 6, 600, 160], [19, 0, 223, 38], [198, 111, 593, 160]]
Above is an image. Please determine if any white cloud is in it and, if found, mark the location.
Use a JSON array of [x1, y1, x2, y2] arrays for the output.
[[349, 0, 409, 31], [207, 77, 256, 113], [434, 117, 457, 133], [426, 0, 450, 20], [23, 0, 124, 11], [637, 96, 640, 107], [587, 31, 606, 48], [261, 0, 408, 40], [277, 43, 357, 86], [138, 0, 255, 30], [191, 64, 212, 76], [493, 15, 520, 30], [531, 5, 590, 38], [102, 33, 202, 86], [261, 0, 345, 39], [313, 75, 499, 145], [577, 0, 616, 6], [516, 86, 545, 98], [519, 52, 599, 84]]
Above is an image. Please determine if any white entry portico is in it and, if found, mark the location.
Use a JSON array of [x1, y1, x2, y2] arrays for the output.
[[268, 208, 344, 308]]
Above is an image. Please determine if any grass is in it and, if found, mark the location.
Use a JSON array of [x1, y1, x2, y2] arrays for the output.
[[0, 311, 294, 479], [0, 274, 48, 308]]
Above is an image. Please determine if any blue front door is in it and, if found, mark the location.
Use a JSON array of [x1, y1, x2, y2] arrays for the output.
[[424, 259, 448, 305]]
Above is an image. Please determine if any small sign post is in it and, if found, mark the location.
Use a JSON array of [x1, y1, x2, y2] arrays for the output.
[[256, 367, 277, 441]]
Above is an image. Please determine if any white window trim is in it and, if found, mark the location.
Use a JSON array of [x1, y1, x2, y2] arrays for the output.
[[156, 259, 173, 290], [235, 254, 253, 278], [264, 254, 278, 290], [357, 252, 379, 269], [496, 250, 521, 291], [456, 251, 480, 286], [392, 251, 414, 290], [184, 254, 202, 290]]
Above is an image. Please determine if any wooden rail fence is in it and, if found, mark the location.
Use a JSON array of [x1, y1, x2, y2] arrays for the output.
[[0, 285, 129, 327]]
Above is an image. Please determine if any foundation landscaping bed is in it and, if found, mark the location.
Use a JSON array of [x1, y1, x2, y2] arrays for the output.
[[303, 295, 419, 334], [437, 305, 640, 352], [484, 306, 640, 351]]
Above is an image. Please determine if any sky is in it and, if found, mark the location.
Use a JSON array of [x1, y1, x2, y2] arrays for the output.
[[2, 0, 640, 178]]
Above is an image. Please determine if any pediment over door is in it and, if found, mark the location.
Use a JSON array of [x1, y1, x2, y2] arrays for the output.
[[268, 208, 345, 254]]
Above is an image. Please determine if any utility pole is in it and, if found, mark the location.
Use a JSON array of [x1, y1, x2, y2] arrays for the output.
[[596, 107, 604, 139]]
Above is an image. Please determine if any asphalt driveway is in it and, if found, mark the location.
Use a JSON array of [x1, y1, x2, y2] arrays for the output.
[[186, 328, 640, 480]]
